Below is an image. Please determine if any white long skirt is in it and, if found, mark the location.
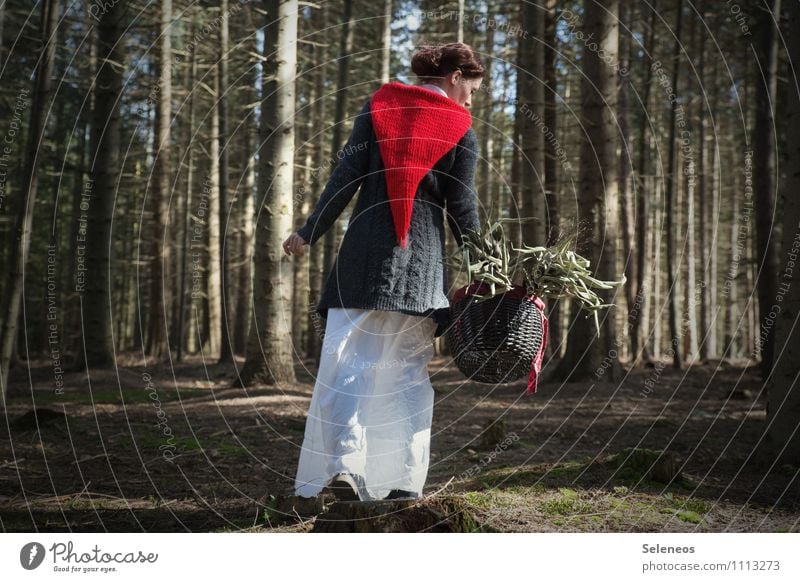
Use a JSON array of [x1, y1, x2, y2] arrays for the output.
[[294, 307, 438, 501]]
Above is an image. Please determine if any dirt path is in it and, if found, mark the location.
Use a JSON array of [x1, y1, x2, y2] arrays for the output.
[[1, 355, 798, 532]]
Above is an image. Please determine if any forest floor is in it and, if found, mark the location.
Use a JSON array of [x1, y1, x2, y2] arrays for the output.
[[1, 352, 798, 533]]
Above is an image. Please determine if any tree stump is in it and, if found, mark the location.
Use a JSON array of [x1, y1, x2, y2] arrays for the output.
[[481, 418, 507, 448], [271, 493, 325, 519], [10, 408, 68, 431], [311, 496, 483, 533], [606, 447, 683, 484]]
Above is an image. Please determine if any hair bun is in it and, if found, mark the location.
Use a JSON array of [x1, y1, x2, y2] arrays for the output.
[[411, 44, 443, 79], [411, 42, 485, 83]]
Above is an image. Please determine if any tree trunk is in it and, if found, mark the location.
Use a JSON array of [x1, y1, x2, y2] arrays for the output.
[[724, 158, 741, 358], [77, 0, 125, 370], [456, 0, 464, 43], [116, 198, 131, 351], [0, 0, 5, 66], [177, 14, 198, 362], [697, 6, 710, 362], [664, 0, 683, 369], [218, 0, 234, 365], [66, 18, 96, 354], [762, 0, 800, 466], [753, 0, 781, 379], [234, 1, 261, 357], [239, 0, 299, 386], [146, 0, 173, 359], [631, 0, 657, 366], [593, 0, 621, 380], [707, 53, 720, 359], [542, 0, 558, 245], [543, 0, 561, 358], [206, 58, 223, 358], [684, 12, 698, 364], [292, 69, 313, 357], [292, 145, 311, 357], [306, 2, 327, 364], [551, 0, 620, 382], [508, 47, 523, 250], [0, 0, 59, 393], [618, 0, 635, 363], [652, 175, 662, 359], [235, 132, 256, 356], [747, 209, 758, 357], [67, 115, 89, 355], [477, 0, 494, 210], [381, 0, 392, 84], [518, 0, 545, 247], [322, 1, 354, 285]]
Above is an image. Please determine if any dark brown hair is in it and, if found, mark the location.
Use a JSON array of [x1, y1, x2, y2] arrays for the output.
[[411, 42, 485, 83]]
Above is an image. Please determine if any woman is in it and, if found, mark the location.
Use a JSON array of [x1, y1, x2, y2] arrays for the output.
[[284, 43, 484, 502]]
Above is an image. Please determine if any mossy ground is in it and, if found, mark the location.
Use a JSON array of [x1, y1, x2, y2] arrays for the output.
[[2, 356, 798, 532]]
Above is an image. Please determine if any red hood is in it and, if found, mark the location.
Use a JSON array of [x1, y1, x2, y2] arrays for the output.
[[370, 81, 473, 248]]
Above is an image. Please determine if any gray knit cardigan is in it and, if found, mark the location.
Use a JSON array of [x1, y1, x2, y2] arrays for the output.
[[296, 94, 481, 339]]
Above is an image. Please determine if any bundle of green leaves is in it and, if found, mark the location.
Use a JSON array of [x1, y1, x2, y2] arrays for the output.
[[443, 217, 626, 333]]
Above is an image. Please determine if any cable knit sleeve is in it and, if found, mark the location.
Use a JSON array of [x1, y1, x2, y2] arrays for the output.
[[296, 98, 372, 247], [443, 127, 480, 247]]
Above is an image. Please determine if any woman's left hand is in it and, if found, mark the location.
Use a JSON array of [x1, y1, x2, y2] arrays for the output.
[[283, 232, 308, 256]]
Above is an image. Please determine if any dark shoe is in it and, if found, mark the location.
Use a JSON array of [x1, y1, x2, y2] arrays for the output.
[[321, 472, 360, 502], [383, 489, 419, 500]]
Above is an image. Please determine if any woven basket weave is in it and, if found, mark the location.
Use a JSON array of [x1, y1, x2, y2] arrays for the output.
[[445, 282, 546, 384]]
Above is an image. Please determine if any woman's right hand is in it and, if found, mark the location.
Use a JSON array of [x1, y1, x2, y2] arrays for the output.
[[283, 232, 309, 257]]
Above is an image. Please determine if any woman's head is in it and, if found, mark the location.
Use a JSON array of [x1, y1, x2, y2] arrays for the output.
[[411, 42, 484, 109]]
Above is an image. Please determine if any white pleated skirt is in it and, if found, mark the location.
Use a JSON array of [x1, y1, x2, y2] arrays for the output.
[[294, 307, 439, 501]]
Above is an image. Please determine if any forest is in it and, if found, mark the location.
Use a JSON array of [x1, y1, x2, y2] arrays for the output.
[[0, 0, 799, 533]]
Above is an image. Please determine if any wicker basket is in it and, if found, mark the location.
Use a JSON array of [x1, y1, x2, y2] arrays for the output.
[[445, 282, 547, 384]]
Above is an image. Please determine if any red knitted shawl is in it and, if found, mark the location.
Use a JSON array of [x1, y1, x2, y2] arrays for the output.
[[370, 81, 473, 248]]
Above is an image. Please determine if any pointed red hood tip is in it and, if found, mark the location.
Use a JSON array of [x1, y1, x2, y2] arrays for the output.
[[370, 81, 473, 248]]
